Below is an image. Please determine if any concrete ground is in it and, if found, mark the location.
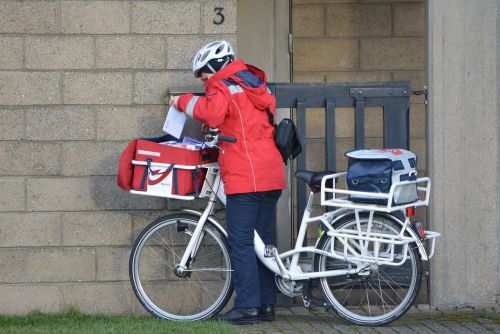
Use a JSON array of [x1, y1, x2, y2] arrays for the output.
[[234, 306, 500, 334]]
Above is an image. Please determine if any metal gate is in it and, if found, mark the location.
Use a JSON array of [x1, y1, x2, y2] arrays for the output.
[[267, 81, 412, 234]]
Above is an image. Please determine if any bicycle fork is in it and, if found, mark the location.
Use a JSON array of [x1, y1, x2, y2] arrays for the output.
[[174, 195, 217, 277]]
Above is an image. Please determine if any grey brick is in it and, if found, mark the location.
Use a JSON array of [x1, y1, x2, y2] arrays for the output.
[[361, 0, 422, 2], [27, 177, 96, 211], [26, 106, 96, 141], [63, 282, 132, 314], [96, 247, 131, 281], [306, 139, 325, 171], [0, 36, 23, 69], [360, 38, 424, 70], [0, 213, 61, 247], [0, 178, 26, 212], [294, 0, 358, 3], [0, 72, 62, 105], [94, 176, 168, 211], [61, 1, 129, 34], [96, 105, 165, 140], [62, 212, 132, 246], [0, 284, 61, 314], [0, 142, 61, 176], [410, 139, 426, 167], [96, 36, 165, 69], [133, 71, 199, 104], [326, 71, 392, 83], [63, 72, 132, 105], [25, 36, 94, 70], [133, 71, 169, 105], [326, 4, 391, 37], [394, 3, 425, 36], [62, 141, 125, 176], [134, 71, 201, 105], [293, 72, 326, 83], [410, 104, 426, 138], [0, 247, 95, 283], [294, 39, 359, 71], [365, 107, 383, 137], [305, 108, 325, 139], [130, 210, 171, 241], [166, 36, 237, 70], [202, 0, 237, 34], [0, 1, 59, 34], [0, 108, 24, 140], [132, 1, 200, 34]]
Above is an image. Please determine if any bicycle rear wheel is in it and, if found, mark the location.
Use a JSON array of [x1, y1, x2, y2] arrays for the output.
[[314, 213, 422, 326], [129, 213, 233, 321]]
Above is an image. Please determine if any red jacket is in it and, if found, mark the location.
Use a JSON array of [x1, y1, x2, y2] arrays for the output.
[[177, 60, 286, 195]]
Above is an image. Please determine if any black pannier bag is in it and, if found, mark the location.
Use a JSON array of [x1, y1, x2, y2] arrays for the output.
[[345, 149, 419, 205]]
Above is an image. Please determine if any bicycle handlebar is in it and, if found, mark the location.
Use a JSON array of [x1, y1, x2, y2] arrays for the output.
[[217, 136, 237, 143]]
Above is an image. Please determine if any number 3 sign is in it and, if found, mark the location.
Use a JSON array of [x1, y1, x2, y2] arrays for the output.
[[213, 7, 225, 25]]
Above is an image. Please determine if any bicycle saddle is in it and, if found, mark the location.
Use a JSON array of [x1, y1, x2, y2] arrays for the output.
[[294, 170, 335, 193]]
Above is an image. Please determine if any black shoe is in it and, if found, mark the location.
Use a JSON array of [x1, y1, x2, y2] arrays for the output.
[[259, 304, 275, 321], [215, 307, 259, 325]]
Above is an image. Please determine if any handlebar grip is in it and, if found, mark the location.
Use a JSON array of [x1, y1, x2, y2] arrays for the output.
[[218, 136, 237, 143]]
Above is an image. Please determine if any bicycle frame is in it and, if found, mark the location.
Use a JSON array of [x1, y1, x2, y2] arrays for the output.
[[175, 165, 358, 280], [153, 163, 439, 281]]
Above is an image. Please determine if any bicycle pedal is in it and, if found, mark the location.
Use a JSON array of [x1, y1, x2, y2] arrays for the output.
[[264, 245, 276, 258]]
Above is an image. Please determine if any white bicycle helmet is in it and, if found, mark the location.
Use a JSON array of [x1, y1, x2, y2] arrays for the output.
[[192, 40, 235, 78]]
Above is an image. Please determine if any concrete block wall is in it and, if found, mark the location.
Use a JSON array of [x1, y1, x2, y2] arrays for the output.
[[292, 0, 425, 174], [0, 0, 236, 314]]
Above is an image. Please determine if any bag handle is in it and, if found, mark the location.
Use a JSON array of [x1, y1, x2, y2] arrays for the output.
[[140, 159, 175, 190]]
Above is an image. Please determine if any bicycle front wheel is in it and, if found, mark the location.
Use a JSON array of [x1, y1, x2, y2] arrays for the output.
[[314, 213, 422, 326], [129, 213, 233, 321]]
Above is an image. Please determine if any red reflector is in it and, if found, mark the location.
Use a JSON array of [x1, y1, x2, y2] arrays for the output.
[[406, 207, 415, 217], [414, 221, 426, 239]]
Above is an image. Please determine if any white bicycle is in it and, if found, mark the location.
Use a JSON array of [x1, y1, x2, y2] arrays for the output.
[[128, 135, 440, 326]]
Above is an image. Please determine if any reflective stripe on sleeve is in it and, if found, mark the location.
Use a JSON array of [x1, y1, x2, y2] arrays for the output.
[[227, 85, 244, 95], [185, 96, 199, 118]]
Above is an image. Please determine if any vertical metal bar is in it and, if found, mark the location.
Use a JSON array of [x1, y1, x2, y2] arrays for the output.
[[354, 97, 365, 149], [325, 98, 336, 172], [325, 98, 336, 212], [383, 96, 410, 149], [296, 100, 307, 240]]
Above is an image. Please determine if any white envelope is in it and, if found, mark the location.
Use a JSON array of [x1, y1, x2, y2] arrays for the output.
[[163, 105, 187, 139]]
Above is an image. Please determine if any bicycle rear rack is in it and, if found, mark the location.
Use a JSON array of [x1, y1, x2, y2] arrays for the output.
[[327, 228, 414, 266]]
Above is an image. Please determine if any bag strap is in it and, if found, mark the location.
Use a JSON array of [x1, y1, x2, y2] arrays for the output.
[[172, 169, 179, 194], [266, 107, 275, 126], [192, 167, 200, 198], [140, 158, 152, 190]]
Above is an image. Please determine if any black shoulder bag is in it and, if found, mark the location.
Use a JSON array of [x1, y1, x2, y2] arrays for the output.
[[266, 108, 302, 165]]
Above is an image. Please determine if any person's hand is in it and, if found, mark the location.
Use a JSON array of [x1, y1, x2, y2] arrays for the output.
[[169, 95, 179, 108], [202, 123, 210, 133]]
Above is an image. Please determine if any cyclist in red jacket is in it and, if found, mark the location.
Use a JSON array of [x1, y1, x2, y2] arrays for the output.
[[170, 40, 286, 324]]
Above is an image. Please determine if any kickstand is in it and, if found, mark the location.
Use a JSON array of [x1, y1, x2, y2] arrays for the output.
[[301, 279, 334, 311]]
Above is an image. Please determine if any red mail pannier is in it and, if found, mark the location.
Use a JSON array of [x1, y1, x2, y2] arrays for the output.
[[132, 139, 217, 196], [117, 135, 218, 197]]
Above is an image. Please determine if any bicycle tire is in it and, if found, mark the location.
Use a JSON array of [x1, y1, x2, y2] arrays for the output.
[[129, 213, 233, 321], [314, 213, 422, 326]]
